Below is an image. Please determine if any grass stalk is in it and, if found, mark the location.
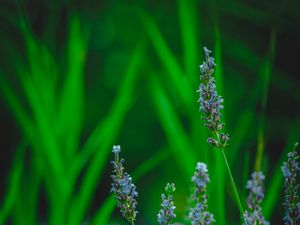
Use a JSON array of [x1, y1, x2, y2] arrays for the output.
[[221, 148, 246, 224], [216, 133, 246, 224]]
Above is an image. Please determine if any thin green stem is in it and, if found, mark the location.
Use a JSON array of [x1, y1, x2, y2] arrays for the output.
[[131, 221, 135, 225], [221, 149, 246, 224], [215, 133, 246, 224]]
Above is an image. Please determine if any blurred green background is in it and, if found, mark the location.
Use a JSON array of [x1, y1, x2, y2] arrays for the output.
[[0, 0, 300, 224]]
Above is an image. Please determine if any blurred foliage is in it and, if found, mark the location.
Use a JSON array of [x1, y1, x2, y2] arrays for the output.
[[0, 0, 300, 224]]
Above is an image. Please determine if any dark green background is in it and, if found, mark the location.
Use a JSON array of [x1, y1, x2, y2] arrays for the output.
[[0, 0, 300, 224]]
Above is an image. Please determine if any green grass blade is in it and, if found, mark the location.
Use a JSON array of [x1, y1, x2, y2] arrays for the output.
[[224, 36, 267, 164], [18, 72, 66, 191], [0, 141, 26, 225], [139, 11, 193, 110], [67, 41, 146, 225], [20, 156, 42, 225], [68, 40, 147, 189], [177, 0, 198, 79], [241, 150, 251, 201], [255, 29, 276, 171], [0, 75, 35, 143], [14, 14, 67, 192], [214, 29, 224, 99], [148, 74, 197, 179], [0, 74, 58, 224], [223, 34, 299, 103], [131, 148, 170, 180], [58, 16, 88, 160], [91, 195, 115, 225], [21, 20, 56, 119], [177, 0, 210, 168], [220, 0, 269, 25], [229, 84, 261, 166], [12, 158, 42, 225]]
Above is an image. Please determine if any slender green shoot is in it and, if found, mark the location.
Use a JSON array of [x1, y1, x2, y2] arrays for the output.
[[215, 133, 246, 224]]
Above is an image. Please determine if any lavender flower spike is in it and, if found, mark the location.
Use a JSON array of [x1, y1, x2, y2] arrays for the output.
[[157, 183, 176, 225], [281, 143, 300, 225], [111, 145, 138, 224], [189, 162, 215, 225], [198, 47, 246, 223], [243, 171, 269, 225], [198, 47, 229, 148]]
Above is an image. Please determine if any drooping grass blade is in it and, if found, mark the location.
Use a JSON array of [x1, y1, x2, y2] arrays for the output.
[[255, 29, 276, 171], [139, 11, 193, 110], [67, 40, 147, 225], [0, 141, 26, 225], [148, 74, 197, 179]]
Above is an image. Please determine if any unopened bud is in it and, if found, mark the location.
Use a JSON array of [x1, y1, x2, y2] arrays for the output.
[[217, 123, 224, 131], [165, 183, 176, 193], [220, 133, 229, 143], [207, 138, 219, 148]]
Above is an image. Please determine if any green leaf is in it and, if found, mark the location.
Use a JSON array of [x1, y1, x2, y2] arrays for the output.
[[255, 29, 276, 171], [58, 16, 89, 160], [0, 141, 26, 225], [18, 71, 66, 192], [139, 11, 193, 110], [67, 40, 147, 225], [148, 74, 197, 179], [177, 0, 198, 79]]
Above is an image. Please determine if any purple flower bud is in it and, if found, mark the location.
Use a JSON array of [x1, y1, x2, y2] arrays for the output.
[[243, 171, 269, 225], [204, 46, 212, 57], [158, 183, 176, 225], [220, 133, 230, 146], [189, 162, 214, 224], [281, 147, 300, 225], [207, 138, 219, 148]]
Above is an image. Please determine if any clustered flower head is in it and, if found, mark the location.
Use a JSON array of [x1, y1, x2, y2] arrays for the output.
[[157, 183, 176, 225], [111, 145, 138, 223], [281, 144, 300, 225], [243, 171, 269, 225], [198, 47, 229, 149], [189, 162, 215, 225]]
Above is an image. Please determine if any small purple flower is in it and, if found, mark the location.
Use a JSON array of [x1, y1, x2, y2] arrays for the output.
[[157, 183, 176, 225], [281, 144, 300, 225], [111, 145, 138, 223], [189, 162, 215, 225], [246, 172, 265, 206], [243, 171, 269, 225]]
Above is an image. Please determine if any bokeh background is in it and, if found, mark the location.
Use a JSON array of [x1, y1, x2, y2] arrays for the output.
[[0, 0, 300, 224]]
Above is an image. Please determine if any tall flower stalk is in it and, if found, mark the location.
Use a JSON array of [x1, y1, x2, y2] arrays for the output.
[[243, 172, 269, 225], [197, 47, 246, 223], [281, 143, 300, 225], [157, 183, 177, 225], [189, 162, 215, 225], [111, 145, 138, 225]]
